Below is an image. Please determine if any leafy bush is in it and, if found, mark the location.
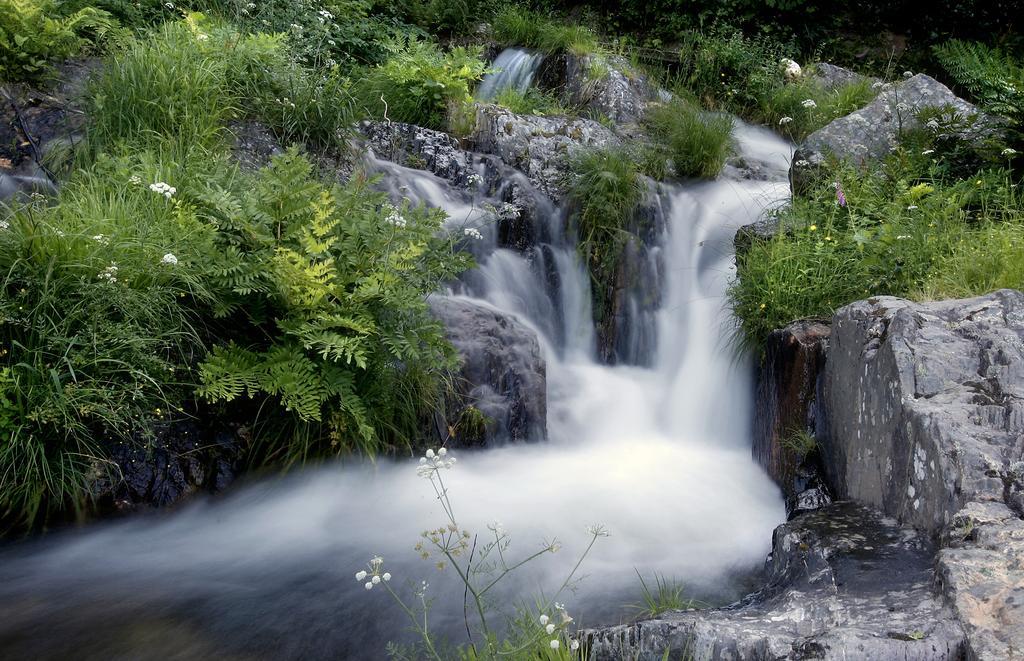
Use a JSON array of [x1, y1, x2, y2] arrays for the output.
[[352, 39, 487, 130], [645, 98, 734, 178], [490, 5, 599, 56], [195, 149, 472, 463], [730, 148, 1024, 345], [0, 0, 120, 82]]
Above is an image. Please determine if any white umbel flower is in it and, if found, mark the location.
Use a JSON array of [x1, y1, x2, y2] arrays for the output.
[[161, 253, 178, 265]]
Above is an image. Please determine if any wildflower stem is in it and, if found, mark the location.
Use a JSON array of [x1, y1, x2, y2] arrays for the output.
[[382, 582, 445, 661]]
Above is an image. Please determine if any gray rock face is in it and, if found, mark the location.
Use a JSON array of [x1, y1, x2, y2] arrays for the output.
[[822, 290, 1024, 659], [362, 120, 483, 187], [429, 296, 546, 444], [792, 74, 986, 192], [537, 53, 659, 125], [753, 320, 833, 515], [470, 104, 619, 200], [585, 502, 965, 660], [810, 63, 874, 91]]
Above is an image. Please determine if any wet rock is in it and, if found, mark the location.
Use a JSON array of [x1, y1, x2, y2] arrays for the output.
[[429, 295, 546, 444], [734, 212, 783, 255], [470, 104, 619, 200], [539, 53, 657, 125], [791, 74, 991, 193], [753, 320, 833, 515], [361, 120, 487, 187], [822, 290, 1024, 659], [585, 502, 966, 660], [90, 418, 242, 511], [0, 58, 97, 201]]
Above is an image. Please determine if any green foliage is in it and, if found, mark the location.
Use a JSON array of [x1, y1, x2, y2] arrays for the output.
[[0, 150, 211, 526], [629, 569, 697, 619], [0, 0, 120, 82], [352, 39, 487, 130], [195, 149, 472, 462], [934, 40, 1024, 148], [490, 5, 599, 56], [674, 30, 789, 114], [398, 0, 481, 34], [760, 75, 877, 141], [645, 98, 734, 179], [781, 428, 817, 460], [730, 148, 1024, 345], [491, 86, 567, 116], [569, 147, 645, 254]]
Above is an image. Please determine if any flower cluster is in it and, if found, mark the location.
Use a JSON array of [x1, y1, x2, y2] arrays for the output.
[[778, 116, 793, 126], [416, 447, 455, 478], [0, 219, 9, 231], [92, 234, 109, 245], [499, 202, 521, 219], [801, 99, 817, 109], [97, 263, 119, 283], [128, 175, 142, 186], [149, 182, 176, 199], [384, 204, 407, 228], [538, 604, 580, 651], [1002, 148, 1018, 157], [834, 181, 847, 208], [161, 253, 179, 266], [276, 97, 297, 109], [466, 173, 483, 187], [355, 555, 391, 591], [463, 227, 483, 240]]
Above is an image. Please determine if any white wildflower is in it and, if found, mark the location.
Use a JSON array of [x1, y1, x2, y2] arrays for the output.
[[246, 2, 255, 7], [164, 2, 173, 7], [463, 227, 483, 241], [570, 640, 580, 651], [466, 173, 483, 187], [539, 614, 550, 626], [499, 202, 521, 218], [903, 70, 913, 78], [545, 623, 556, 635], [384, 204, 407, 228], [872, 81, 885, 89], [897, 235, 911, 240], [98, 262, 119, 283], [895, 102, 909, 113], [355, 570, 367, 581], [92, 234, 109, 244], [801, 99, 817, 109], [417, 448, 456, 478], [926, 118, 940, 131], [0, 220, 8, 230], [196, 33, 209, 41], [794, 159, 810, 167], [161, 253, 178, 265], [364, 582, 373, 590], [382, 573, 391, 582], [586, 523, 609, 537], [1002, 148, 1018, 157], [549, 640, 560, 650], [778, 116, 794, 125], [906, 205, 918, 211], [371, 575, 381, 585], [149, 182, 176, 199], [128, 175, 142, 185], [922, 149, 935, 155]]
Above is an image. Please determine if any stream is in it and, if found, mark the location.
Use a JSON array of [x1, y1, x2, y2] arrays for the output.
[[0, 57, 794, 660]]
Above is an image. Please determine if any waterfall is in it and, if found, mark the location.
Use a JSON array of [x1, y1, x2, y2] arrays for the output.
[[0, 121, 793, 659], [475, 48, 544, 101]]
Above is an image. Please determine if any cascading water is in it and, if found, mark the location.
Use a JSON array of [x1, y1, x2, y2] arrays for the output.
[[0, 121, 793, 659], [474, 48, 544, 101]]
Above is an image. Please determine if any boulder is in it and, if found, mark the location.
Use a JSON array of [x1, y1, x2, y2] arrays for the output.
[[752, 320, 833, 515], [791, 74, 989, 193], [538, 53, 657, 125], [429, 295, 546, 444], [470, 104, 619, 200], [585, 502, 966, 660], [822, 290, 1024, 659], [810, 63, 875, 91]]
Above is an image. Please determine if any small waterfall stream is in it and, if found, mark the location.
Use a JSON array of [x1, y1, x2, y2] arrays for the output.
[[474, 48, 545, 101], [0, 113, 793, 658]]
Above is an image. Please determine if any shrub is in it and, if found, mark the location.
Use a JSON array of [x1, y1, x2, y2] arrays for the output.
[[645, 98, 734, 178], [0, 0, 120, 82], [194, 148, 473, 463], [351, 39, 487, 130], [490, 5, 599, 56]]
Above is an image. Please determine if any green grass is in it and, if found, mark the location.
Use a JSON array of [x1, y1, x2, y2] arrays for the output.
[[491, 86, 568, 116], [781, 429, 818, 460], [759, 75, 877, 141], [730, 145, 1024, 346], [628, 570, 698, 619], [490, 5, 599, 56], [645, 98, 734, 179]]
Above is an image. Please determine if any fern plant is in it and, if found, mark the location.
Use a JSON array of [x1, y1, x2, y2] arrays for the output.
[[934, 40, 1024, 146], [195, 148, 473, 463]]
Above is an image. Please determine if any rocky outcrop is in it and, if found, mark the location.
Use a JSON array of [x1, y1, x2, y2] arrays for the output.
[[810, 63, 875, 91], [752, 321, 833, 515], [470, 104, 618, 200], [586, 502, 966, 660], [538, 53, 657, 125], [821, 290, 1024, 659], [430, 295, 546, 444], [0, 59, 96, 202], [791, 74, 989, 193]]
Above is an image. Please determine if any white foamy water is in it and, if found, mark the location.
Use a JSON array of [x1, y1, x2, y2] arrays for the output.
[[0, 122, 793, 659]]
